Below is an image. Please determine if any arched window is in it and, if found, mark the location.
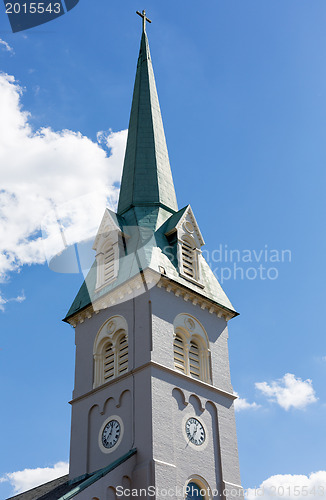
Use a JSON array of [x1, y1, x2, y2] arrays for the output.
[[189, 341, 200, 380], [185, 480, 210, 500], [174, 334, 186, 374], [173, 314, 212, 384], [117, 334, 128, 375], [186, 482, 205, 500], [93, 316, 129, 388]]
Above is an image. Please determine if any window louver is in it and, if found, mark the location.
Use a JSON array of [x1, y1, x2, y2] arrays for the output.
[[104, 247, 115, 283], [189, 341, 200, 380], [182, 241, 195, 279], [118, 335, 128, 375], [104, 342, 114, 381], [174, 334, 186, 373]]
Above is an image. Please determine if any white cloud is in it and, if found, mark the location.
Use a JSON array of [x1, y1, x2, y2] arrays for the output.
[[0, 292, 25, 312], [0, 39, 14, 54], [246, 471, 326, 500], [234, 391, 260, 411], [0, 461, 69, 494], [255, 373, 317, 410], [0, 72, 127, 307]]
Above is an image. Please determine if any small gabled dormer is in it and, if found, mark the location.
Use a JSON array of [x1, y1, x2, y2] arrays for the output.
[[93, 209, 125, 291], [165, 205, 205, 287]]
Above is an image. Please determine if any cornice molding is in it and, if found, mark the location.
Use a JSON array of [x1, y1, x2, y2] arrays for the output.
[[66, 269, 237, 327]]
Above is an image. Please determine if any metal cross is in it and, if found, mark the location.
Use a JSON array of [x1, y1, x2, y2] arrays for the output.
[[136, 10, 152, 33]]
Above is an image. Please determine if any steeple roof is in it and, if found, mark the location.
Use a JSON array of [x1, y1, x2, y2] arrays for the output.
[[64, 18, 238, 323], [117, 29, 178, 215]]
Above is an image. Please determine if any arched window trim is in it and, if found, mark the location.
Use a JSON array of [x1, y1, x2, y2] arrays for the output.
[[93, 316, 129, 388]]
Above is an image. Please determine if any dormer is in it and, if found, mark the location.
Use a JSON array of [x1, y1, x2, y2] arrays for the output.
[[165, 205, 205, 287], [92, 209, 125, 291]]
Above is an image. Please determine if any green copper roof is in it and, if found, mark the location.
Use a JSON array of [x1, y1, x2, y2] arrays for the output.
[[58, 449, 137, 500], [6, 449, 137, 500], [64, 26, 238, 322], [117, 30, 178, 215], [161, 205, 189, 235]]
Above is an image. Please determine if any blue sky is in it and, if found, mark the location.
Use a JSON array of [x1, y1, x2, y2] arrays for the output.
[[1, 0, 326, 498]]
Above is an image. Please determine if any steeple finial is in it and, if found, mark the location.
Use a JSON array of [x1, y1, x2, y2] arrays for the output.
[[136, 9, 151, 33]]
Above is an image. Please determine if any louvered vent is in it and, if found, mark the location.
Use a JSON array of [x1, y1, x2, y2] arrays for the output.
[[104, 342, 114, 381], [174, 334, 186, 373], [118, 335, 128, 375], [189, 341, 200, 380], [182, 241, 195, 279], [104, 247, 115, 283]]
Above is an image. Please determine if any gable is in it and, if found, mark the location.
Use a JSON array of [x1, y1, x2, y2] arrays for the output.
[[93, 209, 126, 253], [164, 205, 205, 247]]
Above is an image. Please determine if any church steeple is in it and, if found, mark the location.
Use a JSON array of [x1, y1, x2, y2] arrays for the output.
[[65, 11, 237, 323], [61, 14, 243, 500], [117, 15, 178, 215]]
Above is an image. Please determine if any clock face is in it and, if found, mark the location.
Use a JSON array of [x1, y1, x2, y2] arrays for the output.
[[185, 417, 206, 446], [101, 419, 121, 449]]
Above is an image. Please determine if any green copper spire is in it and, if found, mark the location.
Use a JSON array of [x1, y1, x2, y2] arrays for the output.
[[117, 15, 178, 215]]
